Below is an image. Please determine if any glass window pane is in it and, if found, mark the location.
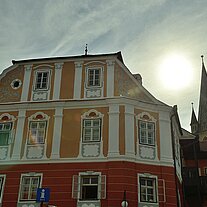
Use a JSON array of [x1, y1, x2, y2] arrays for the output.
[[91, 177, 98, 184]]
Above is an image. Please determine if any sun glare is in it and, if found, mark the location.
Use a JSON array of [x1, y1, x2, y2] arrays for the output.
[[158, 54, 193, 90]]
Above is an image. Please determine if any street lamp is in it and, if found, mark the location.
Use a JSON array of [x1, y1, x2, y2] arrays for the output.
[[121, 190, 128, 207]]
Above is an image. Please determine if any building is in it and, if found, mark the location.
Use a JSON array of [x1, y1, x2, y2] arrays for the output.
[[181, 56, 207, 207], [0, 51, 183, 207]]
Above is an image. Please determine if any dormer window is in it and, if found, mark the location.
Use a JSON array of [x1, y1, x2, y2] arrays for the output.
[[32, 66, 52, 101], [34, 71, 49, 90], [87, 68, 101, 87]]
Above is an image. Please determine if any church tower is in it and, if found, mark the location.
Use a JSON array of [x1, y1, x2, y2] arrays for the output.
[[190, 103, 199, 135], [197, 55, 207, 141]]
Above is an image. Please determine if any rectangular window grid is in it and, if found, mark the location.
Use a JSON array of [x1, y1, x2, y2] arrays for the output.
[[139, 121, 155, 146], [28, 121, 47, 145], [81, 175, 99, 200], [87, 68, 101, 87], [35, 71, 49, 90], [83, 119, 101, 142], [140, 177, 157, 203], [19, 175, 41, 201], [0, 122, 12, 146]]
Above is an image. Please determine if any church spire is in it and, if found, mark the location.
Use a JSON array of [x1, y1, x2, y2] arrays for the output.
[[198, 55, 207, 132], [190, 103, 198, 134]]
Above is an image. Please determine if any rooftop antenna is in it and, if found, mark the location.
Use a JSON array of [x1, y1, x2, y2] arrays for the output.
[[85, 44, 88, 55]]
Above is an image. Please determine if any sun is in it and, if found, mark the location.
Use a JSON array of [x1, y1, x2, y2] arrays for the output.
[[158, 53, 193, 90]]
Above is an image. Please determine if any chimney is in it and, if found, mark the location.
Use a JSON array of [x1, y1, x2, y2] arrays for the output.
[[133, 73, 142, 85]]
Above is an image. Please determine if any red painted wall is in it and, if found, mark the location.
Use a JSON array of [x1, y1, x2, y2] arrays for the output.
[[1, 161, 179, 207]]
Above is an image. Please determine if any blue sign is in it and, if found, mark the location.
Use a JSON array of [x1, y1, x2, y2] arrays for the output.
[[36, 188, 50, 202]]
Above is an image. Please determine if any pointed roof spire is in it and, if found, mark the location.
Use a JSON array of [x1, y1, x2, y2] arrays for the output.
[[85, 44, 88, 55], [198, 55, 207, 132], [190, 102, 198, 126]]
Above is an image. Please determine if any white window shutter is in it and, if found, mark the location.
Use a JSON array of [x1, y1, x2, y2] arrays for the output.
[[98, 175, 106, 199], [72, 175, 80, 199], [158, 179, 166, 202]]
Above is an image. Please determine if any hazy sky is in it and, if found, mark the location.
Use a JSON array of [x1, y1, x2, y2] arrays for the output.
[[1, 0, 207, 130]]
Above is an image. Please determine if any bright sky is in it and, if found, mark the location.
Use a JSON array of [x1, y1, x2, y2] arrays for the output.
[[0, 0, 207, 130]]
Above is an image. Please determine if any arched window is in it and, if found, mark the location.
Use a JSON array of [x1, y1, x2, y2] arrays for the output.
[[27, 112, 49, 145], [136, 112, 156, 146], [0, 113, 15, 146], [81, 110, 103, 143]]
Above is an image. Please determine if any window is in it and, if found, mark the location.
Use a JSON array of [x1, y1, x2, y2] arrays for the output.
[[139, 176, 157, 203], [81, 175, 99, 200], [204, 168, 207, 176], [72, 172, 106, 201], [139, 121, 155, 146], [0, 122, 12, 146], [0, 175, 6, 203], [87, 68, 102, 87], [19, 174, 41, 202], [83, 119, 101, 142], [34, 71, 49, 90], [28, 121, 47, 145]]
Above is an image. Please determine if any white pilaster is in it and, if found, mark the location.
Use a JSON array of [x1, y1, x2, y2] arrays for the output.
[[53, 63, 63, 100], [11, 110, 26, 160], [108, 104, 120, 157], [51, 107, 63, 159], [125, 104, 135, 157], [21, 65, 32, 102], [159, 111, 174, 165], [73, 61, 83, 99], [106, 60, 115, 97]]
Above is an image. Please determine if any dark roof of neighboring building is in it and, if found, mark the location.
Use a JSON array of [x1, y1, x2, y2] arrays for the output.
[[12, 51, 124, 65]]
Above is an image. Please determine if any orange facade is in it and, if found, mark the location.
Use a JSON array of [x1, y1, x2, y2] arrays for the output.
[[0, 52, 183, 207]]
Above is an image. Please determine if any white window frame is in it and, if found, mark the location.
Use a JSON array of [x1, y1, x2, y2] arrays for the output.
[[0, 122, 13, 146], [18, 173, 42, 203], [139, 120, 155, 146], [136, 112, 156, 147], [72, 171, 106, 201], [0, 113, 16, 147], [27, 121, 47, 145], [27, 112, 49, 146], [81, 110, 104, 143], [86, 67, 103, 88], [138, 173, 158, 204], [0, 175, 6, 204], [82, 118, 101, 142], [33, 69, 51, 91]]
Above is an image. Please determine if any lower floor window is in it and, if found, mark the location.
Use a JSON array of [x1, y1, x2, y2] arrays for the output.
[[139, 176, 157, 203], [19, 174, 41, 201], [81, 176, 99, 200], [72, 172, 106, 201], [0, 175, 5, 203]]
